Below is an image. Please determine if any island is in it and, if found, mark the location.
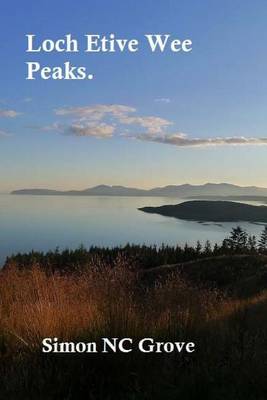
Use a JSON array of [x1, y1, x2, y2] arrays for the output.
[[139, 201, 267, 223]]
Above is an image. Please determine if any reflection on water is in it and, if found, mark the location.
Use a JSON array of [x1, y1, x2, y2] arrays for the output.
[[0, 194, 265, 265]]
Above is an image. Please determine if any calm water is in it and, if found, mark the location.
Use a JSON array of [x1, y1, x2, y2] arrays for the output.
[[0, 194, 265, 265]]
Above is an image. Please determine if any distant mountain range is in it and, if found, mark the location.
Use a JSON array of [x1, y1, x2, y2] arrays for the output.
[[11, 183, 267, 198]]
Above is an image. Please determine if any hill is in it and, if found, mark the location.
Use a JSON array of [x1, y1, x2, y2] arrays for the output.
[[188, 195, 267, 203], [141, 254, 267, 298], [11, 182, 267, 197], [139, 200, 267, 222]]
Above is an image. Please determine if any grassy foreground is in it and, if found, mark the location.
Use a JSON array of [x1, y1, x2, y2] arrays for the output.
[[1, 255, 267, 399]]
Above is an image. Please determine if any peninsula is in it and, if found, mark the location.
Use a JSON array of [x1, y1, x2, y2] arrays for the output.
[[139, 201, 267, 223]]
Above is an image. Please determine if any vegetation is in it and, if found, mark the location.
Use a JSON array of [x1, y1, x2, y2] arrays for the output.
[[140, 200, 267, 222], [1, 226, 267, 399], [5, 225, 267, 273]]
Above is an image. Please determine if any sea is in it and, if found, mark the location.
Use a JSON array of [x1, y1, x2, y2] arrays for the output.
[[0, 194, 265, 266]]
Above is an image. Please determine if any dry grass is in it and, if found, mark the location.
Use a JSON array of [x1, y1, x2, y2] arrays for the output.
[[0, 260, 226, 350], [1, 261, 264, 347], [1, 260, 267, 399]]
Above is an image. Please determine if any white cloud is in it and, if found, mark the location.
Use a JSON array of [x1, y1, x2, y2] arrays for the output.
[[28, 121, 114, 138], [69, 123, 115, 138], [118, 115, 172, 134], [49, 103, 267, 148], [26, 123, 64, 133], [54, 103, 171, 136], [154, 98, 171, 104], [55, 104, 136, 121], [0, 109, 21, 118], [136, 132, 267, 147], [0, 129, 12, 137]]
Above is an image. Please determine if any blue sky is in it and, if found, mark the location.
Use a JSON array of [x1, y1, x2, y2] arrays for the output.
[[0, 0, 267, 192]]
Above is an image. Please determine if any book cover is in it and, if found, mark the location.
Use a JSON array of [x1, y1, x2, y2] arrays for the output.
[[1, 1, 267, 399]]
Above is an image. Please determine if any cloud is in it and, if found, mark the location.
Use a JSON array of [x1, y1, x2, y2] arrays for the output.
[[154, 98, 171, 104], [23, 97, 32, 103], [55, 104, 136, 121], [118, 115, 172, 134], [54, 103, 171, 136], [0, 109, 21, 118], [68, 123, 115, 138], [28, 122, 64, 132], [136, 132, 267, 147], [30, 120, 115, 138], [55, 104, 171, 134], [0, 129, 12, 137], [49, 103, 267, 148]]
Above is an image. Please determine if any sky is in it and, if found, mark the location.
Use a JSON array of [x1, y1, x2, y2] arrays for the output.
[[0, 0, 267, 192]]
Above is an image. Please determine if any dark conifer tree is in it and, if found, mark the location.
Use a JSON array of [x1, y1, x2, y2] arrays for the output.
[[259, 226, 267, 253], [196, 241, 202, 255], [204, 240, 212, 256], [227, 226, 248, 252], [247, 235, 257, 253]]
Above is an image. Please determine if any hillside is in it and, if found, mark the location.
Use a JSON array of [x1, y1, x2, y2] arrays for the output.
[[141, 254, 267, 298], [188, 195, 267, 203], [139, 200, 267, 222]]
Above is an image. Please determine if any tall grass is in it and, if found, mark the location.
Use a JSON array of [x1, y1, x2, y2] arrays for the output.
[[0, 260, 226, 347], [1, 259, 267, 399]]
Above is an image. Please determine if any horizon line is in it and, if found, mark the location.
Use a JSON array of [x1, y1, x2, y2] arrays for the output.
[[5, 181, 267, 194]]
